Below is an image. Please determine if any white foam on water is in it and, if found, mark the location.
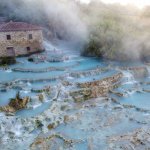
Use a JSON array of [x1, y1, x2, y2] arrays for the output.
[[143, 113, 150, 116], [27, 82, 32, 86], [122, 71, 137, 85], [67, 76, 74, 80], [123, 81, 137, 85], [32, 103, 42, 109], [5, 69, 12, 73], [146, 66, 150, 73], [126, 90, 136, 96], [146, 67, 150, 78], [20, 90, 30, 94], [15, 125, 22, 136], [44, 98, 49, 103], [19, 81, 24, 84], [0, 113, 5, 117]]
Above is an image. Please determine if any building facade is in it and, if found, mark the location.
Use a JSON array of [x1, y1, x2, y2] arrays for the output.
[[0, 21, 44, 57]]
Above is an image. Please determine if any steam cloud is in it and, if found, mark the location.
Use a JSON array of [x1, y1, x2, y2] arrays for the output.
[[0, 0, 150, 61]]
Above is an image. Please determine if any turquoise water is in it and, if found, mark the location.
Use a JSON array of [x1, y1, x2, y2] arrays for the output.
[[0, 50, 150, 117], [0, 70, 64, 82], [120, 92, 150, 110], [55, 105, 142, 149], [71, 70, 118, 83], [1, 45, 150, 149], [16, 101, 52, 117], [71, 57, 106, 71], [0, 90, 16, 106]]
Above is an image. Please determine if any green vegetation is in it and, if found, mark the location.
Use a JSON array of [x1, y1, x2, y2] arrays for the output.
[[81, 2, 150, 61], [0, 0, 149, 61], [28, 58, 34, 62], [0, 57, 16, 65]]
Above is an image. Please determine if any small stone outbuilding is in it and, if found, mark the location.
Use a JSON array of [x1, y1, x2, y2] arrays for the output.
[[0, 21, 44, 57]]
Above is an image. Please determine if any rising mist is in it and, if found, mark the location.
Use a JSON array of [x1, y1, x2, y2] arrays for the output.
[[0, 0, 150, 61]]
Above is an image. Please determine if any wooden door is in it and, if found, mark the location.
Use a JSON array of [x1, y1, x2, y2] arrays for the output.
[[7, 47, 15, 57]]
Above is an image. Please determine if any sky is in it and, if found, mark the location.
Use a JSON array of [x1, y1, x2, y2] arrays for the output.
[[80, 0, 150, 8]]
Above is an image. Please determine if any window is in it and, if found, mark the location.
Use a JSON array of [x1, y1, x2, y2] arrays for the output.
[[27, 47, 31, 52], [28, 34, 33, 40], [7, 35, 11, 40]]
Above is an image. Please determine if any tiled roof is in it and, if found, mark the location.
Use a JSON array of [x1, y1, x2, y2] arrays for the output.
[[0, 21, 42, 32]]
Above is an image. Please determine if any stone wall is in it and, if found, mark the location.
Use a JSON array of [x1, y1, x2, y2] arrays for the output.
[[0, 30, 44, 57]]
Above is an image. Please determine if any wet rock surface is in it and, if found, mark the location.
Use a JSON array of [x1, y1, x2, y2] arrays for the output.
[[0, 92, 30, 113], [108, 127, 150, 150], [0, 46, 150, 149], [120, 66, 149, 78], [70, 73, 123, 102]]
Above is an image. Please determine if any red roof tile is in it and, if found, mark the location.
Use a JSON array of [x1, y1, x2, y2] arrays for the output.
[[0, 21, 42, 32]]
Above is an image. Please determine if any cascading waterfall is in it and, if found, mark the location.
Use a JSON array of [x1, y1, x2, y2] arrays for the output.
[[122, 70, 137, 85], [0, 42, 150, 149]]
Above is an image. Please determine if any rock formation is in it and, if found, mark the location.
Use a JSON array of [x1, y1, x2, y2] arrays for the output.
[[70, 72, 123, 102], [0, 92, 30, 113]]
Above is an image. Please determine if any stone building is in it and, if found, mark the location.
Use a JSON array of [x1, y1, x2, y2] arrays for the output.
[[0, 21, 44, 57]]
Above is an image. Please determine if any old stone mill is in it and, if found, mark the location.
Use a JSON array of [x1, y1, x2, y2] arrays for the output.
[[0, 21, 44, 59]]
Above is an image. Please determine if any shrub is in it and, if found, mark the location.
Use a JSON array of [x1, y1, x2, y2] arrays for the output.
[[0, 57, 16, 65], [28, 57, 34, 62]]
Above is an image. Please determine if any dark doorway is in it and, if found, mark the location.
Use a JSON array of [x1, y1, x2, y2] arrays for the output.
[[7, 47, 15, 57], [27, 47, 31, 52]]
